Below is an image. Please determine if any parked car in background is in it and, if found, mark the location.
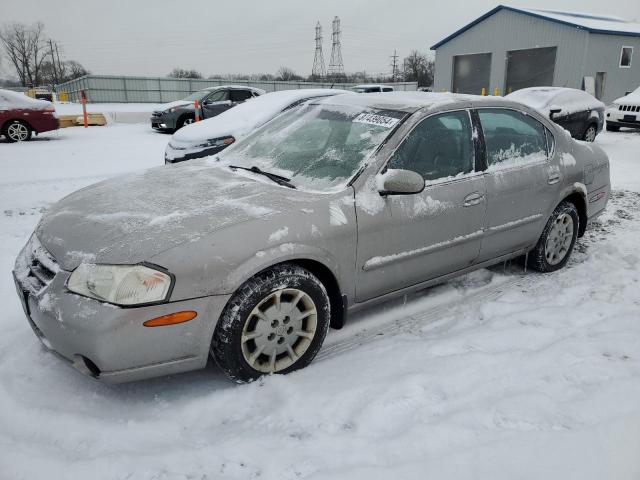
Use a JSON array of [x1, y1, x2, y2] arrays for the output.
[[506, 87, 605, 142], [150, 85, 265, 132], [605, 86, 640, 131], [14, 93, 609, 384], [0, 89, 58, 142], [351, 84, 395, 93], [165, 89, 350, 164]]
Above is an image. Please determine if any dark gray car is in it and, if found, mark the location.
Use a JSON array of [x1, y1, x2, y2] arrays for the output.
[[14, 93, 610, 384], [150, 85, 265, 132]]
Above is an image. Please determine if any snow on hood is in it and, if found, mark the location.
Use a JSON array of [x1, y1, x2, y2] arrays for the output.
[[506, 87, 604, 116], [0, 88, 53, 111], [155, 100, 192, 111], [35, 162, 298, 270], [614, 87, 640, 106], [171, 89, 350, 144]]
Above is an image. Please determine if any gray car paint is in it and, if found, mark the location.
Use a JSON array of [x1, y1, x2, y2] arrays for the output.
[[14, 93, 610, 382]]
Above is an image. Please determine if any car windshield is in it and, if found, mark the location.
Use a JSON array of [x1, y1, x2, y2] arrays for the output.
[[183, 90, 212, 102], [217, 103, 406, 191]]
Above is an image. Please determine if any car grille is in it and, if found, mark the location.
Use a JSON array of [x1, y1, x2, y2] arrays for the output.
[[19, 236, 59, 295], [619, 105, 640, 112], [151, 111, 163, 117]]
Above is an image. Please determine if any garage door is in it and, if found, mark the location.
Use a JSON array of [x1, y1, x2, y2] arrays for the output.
[[505, 47, 557, 94], [452, 53, 492, 95]]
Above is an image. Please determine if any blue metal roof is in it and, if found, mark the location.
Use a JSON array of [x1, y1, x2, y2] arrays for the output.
[[431, 5, 640, 50]]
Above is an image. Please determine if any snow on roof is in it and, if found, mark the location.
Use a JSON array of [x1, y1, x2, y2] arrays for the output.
[[0, 88, 52, 110], [431, 5, 640, 49], [202, 85, 266, 93], [172, 89, 349, 143], [506, 87, 604, 116]]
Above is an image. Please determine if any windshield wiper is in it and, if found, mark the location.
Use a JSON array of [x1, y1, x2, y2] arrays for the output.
[[229, 165, 296, 189]]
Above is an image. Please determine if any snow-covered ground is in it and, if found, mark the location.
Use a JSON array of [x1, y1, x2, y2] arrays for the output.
[[1, 125, 640, 479]]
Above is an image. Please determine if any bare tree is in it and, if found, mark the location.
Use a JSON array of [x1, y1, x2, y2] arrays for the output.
[[403, 50, 434, 87], [275, 66, 303, 81], [0, 22, 48, 86], [168, 67, 202, 79]]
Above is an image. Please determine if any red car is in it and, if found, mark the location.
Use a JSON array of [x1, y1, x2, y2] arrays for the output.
[[0, 88, 59, 142]]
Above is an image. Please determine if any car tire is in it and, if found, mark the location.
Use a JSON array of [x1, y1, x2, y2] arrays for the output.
[[582, 124, 597, 142], [605, 124, 620, 132], [211, 263, 331, 383], [3, 120, 32, 142], [527, 201, 579, 273], [176, 116, 195, 130]]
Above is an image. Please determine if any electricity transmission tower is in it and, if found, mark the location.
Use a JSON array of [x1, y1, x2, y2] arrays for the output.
[[327, 16, 344, 78], [390, 50, 399, 82], [311, 21, 326, 79]]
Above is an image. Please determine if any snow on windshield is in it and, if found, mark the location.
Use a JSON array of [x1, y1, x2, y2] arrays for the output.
[[215, 103, 406, 192]]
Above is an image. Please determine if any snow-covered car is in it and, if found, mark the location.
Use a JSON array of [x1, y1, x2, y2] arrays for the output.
[[13, 93, 609, 384], [351, 84, 395, 93], [605, 86, 640, 131], [165, 89, 351, 164], [0, 89, 58, 142], [150, 86, 265, 132], [506, 87, 605, 142]]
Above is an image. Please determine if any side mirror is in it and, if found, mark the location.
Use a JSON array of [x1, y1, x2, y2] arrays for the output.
[[377, 169, 425, 196], [549, 107, 563, 119]]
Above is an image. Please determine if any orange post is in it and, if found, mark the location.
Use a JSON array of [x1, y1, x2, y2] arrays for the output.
[[80, 90, 88, 128], [194, 100, 200, 122]]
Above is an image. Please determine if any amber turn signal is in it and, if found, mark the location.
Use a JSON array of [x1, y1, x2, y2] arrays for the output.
[[143, 311, 197, 327]]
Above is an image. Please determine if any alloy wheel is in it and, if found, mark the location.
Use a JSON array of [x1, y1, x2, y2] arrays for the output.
[[7, 122, 29, 141], [584, 126, 597, 142], [545, 213, 574, 265], [241, 288, 318, 374]]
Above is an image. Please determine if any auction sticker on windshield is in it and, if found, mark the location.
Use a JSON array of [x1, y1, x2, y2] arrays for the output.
[[353, 112, 400, 128]]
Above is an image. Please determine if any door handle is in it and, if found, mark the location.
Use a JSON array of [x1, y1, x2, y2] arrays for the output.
[[548, 173, 561, 185], [463, 192, 484, 207]]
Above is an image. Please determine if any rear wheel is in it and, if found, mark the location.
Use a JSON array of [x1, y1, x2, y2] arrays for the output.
[[3, 120, 32, 142], [528, 201, 579, 273], [606, 124, 620, 132], [582, 124, 597, 142], [211, 263, 330, 382]]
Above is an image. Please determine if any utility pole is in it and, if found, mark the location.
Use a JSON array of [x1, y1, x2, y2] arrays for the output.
[[311, 21, 326, 80], [48, 39, 59, 84], [390, 50, 399, 82], [55, 42, 63, 82]]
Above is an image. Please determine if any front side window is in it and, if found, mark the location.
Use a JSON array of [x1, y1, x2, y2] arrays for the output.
[[620, 46, 633, 68], [387, 110, 474, 181], [220, 104, 405, 191], [205, 90, 229, 102], [478, 109, 548, 168]]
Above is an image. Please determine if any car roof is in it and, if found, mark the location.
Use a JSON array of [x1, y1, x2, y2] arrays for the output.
[[314, 91, 517, 113], [202, 85, 265, 93]]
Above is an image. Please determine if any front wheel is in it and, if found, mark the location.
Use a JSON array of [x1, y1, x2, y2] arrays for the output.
[[212, 264, 330, 382], [583, 124, 597, 142], [3, 120, 32, 142], [528, 201, 579, 273], [176, 116, 194, 130]]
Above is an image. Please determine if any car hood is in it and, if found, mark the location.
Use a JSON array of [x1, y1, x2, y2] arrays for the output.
[[156, 100, 192, 111], [613, 90, 640, 106], [36, 162, 291, 271]]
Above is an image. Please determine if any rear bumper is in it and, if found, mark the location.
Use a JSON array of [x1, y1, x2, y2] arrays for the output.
[[13, 259, 231, 383]]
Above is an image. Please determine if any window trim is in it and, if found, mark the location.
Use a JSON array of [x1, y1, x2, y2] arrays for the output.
[[474, 106, 552, 171], [205, 89, 229, 102], [620, 46, 633, 69], [380, 108, 479, 185]]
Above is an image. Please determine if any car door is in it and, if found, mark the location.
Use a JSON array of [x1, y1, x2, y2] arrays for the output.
[[201, 89, 230, 119], [475, 108, 559, 262], [354, 109, 487, 302]]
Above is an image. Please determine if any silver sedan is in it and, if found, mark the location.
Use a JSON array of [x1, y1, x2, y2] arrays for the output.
[[13, 93, 610, 383]]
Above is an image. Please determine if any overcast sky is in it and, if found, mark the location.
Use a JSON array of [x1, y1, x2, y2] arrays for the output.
[[1, 0, 639, 79]]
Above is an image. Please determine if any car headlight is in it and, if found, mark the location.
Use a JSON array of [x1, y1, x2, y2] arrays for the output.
[[67, 264, 173, 306], [195, 136, 235, 149]]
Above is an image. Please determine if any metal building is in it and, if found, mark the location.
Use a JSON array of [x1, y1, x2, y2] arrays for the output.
[[431, 5, 640, 103]]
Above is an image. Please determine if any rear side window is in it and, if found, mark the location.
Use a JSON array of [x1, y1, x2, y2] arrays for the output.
[[478, 109, 548, 167], [230, 90, 253, 102], [388, 110, 474, 181]]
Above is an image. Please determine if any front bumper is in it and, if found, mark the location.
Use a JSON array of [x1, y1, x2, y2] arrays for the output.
[[150, 112, 178, 131], [13, 239, 231, 383], [606, 109, 640, 129]]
